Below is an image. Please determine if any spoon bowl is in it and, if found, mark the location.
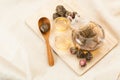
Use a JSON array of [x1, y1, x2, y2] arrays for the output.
[[38, 17, 54, 66]]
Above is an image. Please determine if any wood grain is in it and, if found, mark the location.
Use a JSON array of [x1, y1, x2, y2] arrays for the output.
[[38, 17, 54, 66]]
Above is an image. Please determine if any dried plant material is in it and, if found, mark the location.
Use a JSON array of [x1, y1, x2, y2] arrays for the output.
[[40, 23, 50, 34], [72, 21, 105, 50], [79, 22, 97, 38], [53, 5, 77, 20], [53, 13, 60, 20], [56, 5, 67, 16]]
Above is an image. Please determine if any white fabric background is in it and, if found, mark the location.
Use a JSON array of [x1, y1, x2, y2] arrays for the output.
[[0, 0, 120, 80]]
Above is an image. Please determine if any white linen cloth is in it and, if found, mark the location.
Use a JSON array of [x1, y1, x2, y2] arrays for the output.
[[0, 0, 120, 80]]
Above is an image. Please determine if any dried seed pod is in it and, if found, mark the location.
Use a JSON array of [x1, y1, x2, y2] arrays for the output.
[[71, 12, 77, 19], [53, 13, 60, 20], [65, 11, 77, 19], [70, 47, 78, 55], [85, 51, 93, 61], [65, 11, 71, 17], [56, 5, 67, 16], [77, 50, 85, 58], [40, 23, 50, 34]]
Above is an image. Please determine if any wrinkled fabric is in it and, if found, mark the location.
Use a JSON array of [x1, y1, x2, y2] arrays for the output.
[[0, 0, 120, 80]]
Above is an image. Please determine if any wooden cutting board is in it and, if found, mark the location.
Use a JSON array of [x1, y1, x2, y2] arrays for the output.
[[25, 2, 118, 76]]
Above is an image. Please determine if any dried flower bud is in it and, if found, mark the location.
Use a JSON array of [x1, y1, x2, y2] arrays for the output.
[[79, 59, 87, 67], [56, 5, 67, 16]]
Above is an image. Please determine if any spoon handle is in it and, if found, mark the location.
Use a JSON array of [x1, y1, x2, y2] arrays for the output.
[[46, 38, 54, 66]]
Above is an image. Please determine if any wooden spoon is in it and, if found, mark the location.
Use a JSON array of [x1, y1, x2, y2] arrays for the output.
[[38, 17, 54, 66]]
